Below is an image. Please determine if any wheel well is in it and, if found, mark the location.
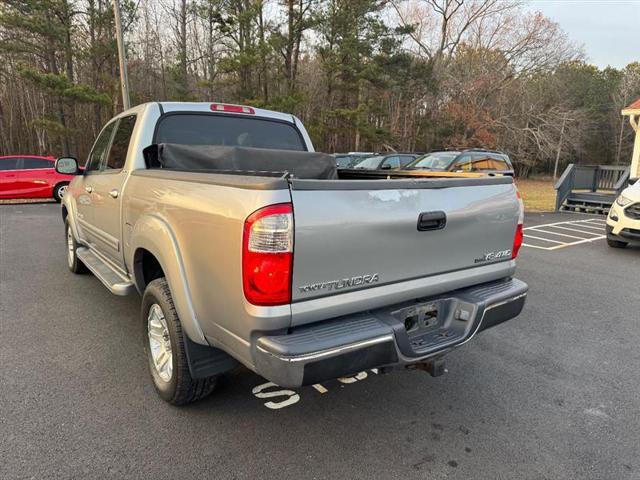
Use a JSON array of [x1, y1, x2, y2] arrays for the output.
[[54, 181, 69, 191], [134, 249, 165, 291], [61, 206, 68, 222]]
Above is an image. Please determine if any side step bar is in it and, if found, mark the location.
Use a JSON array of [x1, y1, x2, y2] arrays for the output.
[[76, 247, 136, 296]]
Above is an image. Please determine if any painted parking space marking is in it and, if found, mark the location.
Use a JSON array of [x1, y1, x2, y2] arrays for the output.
[[252, 369, 380, 410], [522, 218, 606, 251]]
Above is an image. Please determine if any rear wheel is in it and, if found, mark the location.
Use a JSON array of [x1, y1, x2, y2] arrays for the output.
[[65, 220, 87, 273], [142, 277, 217, 405], [607, 237, 628, 248], [53, 183, 69, 202]]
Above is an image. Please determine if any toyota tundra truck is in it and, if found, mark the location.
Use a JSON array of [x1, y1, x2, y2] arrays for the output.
[[56, 102, 528, 405]]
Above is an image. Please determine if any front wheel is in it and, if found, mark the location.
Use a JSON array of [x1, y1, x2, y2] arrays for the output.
[[65, 220, 87, 273], [142, 277, 217, 405], [53, 183, 69, 202]]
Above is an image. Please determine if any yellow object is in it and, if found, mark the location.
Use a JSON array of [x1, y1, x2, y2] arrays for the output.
[[607, 181, 640, 237]]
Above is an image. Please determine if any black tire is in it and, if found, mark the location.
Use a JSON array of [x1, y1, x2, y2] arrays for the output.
[[65, 219, 88, 274], [607, 237, 628, 248], [53, 183, 69, 202], [142, 277, 217, 405]]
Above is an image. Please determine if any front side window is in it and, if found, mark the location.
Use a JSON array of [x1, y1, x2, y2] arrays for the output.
[[453, 154, 474, 171], [353, 155, 384, 169], [381, 156, 401, 169], [22, 158, 53, 169], [105, 116, 137, 170], [0, 158, 20, 171], [409, 152, 458, 171], [85, 122, 116, 172], [155, 114, 306, 151]]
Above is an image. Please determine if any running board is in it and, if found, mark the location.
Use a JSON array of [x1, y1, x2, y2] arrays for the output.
[[76, 247, 135, 296]]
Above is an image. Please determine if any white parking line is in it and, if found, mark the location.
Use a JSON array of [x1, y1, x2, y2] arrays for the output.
[[523, 219, 606, 251], [567, 223, 603, 231], [523, 234, 566, 244], [532, 229, 587, 240]]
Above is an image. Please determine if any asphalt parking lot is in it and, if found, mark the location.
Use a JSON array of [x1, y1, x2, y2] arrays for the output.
[[1, 204, 639, 480]]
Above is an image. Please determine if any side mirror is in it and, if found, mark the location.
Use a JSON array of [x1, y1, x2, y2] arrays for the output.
[[55, 157, 80, 175], [380, 164, 392, 170]]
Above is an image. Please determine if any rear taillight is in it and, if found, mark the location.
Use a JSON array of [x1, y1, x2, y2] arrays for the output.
[[512, 224, 524, 259], [242, 203, 293, 306], [512, 187, 524, 259]]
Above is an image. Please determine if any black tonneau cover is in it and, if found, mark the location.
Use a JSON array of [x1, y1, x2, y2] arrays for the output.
[[143, 143, 337, 180]]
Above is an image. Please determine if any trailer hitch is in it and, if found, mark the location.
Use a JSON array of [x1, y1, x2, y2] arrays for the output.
[[407, 358, 447, 377]]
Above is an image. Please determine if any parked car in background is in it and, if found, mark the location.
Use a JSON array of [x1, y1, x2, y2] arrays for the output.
[[0, 155, 75, 201], [406, 149, 515, 176], [606, 180, 640, 248], [334, 152, 375, 169], [351, 153, 421, 170]]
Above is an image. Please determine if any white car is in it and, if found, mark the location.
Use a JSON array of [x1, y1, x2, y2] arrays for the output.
[[606, 181, 640, 248]]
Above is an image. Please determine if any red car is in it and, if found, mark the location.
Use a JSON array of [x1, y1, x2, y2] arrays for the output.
[[0, 155, 75, 202]]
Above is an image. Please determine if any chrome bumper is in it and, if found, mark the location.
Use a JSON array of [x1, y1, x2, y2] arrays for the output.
[[253, 278, 528, 388]]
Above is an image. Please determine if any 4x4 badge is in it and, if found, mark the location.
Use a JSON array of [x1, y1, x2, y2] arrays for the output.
[[474, 250, 512, 263]]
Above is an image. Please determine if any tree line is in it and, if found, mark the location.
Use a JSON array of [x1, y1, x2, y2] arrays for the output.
[[1, 0, 639, 176]]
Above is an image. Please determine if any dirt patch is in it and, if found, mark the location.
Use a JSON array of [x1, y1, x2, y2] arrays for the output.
[[515, 178, 556, 212]]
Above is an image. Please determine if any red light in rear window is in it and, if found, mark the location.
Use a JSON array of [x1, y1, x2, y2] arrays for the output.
[[210, 103, 255, 114]]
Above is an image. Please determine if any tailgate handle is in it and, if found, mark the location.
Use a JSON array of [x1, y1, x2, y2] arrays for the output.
[[417, 211, 446, 231]]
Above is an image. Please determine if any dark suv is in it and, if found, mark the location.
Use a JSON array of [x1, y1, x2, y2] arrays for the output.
[[405, 149, 514, 176]]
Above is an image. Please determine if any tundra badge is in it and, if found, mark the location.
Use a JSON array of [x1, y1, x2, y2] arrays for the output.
[[298, 274, 380, 293]]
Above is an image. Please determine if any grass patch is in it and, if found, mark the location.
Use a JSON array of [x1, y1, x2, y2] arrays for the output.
[[516, 177, 556, 212]]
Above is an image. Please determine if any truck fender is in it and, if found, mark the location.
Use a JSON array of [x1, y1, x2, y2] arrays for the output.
[[61, 195, 82, 242], [128, 214, 208, 345]]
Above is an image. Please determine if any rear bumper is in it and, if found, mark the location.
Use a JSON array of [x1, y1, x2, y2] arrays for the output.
[[253, 278, 527, 387]]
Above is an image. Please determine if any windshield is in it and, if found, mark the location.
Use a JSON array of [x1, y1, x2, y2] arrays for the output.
[[155, 114, 306, 151], [353, 155, 384, 169], [409, 152, 458, 170]]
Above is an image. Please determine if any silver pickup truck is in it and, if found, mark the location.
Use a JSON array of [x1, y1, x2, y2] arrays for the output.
[[57, 102, 528, 405]]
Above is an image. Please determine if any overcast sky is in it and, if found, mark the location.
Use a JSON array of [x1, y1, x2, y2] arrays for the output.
[[527, 0, 640, 69]]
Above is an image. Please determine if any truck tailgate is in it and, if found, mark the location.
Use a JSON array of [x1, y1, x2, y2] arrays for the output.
[[289, 177, 520, 302]]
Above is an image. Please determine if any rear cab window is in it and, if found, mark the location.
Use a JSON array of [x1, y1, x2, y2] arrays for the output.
[[154, 114, 307, 151]]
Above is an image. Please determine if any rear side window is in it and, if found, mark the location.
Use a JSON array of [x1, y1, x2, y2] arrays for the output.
[[155, 114, 306, 151], [22, 158, 53, 169], [470, 153, 510, 171], [489, 153, 512, 170], [0, 158, 20, 171], [86, 122, 117, 172], [455, 153, 512, 172], [105, 115, 136, 170]]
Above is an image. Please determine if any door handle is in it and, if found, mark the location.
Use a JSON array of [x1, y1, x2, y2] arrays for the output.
[[417, 211, 447, 231], [109, 189, 119, 199], [85, 186, 93, 193]]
